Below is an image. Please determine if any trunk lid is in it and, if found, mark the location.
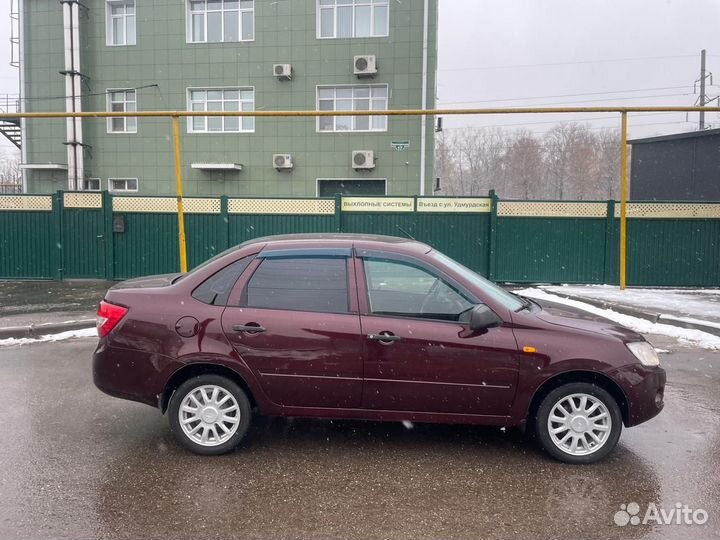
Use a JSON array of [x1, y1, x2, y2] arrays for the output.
[[109, 273, 183, 291]]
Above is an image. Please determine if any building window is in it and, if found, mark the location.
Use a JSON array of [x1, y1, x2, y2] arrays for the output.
[[317, 179, 387, 196], [106, 0, 136, 46], [83, 178, 101, 191], [317, 0, 389, 39], [108, 178, 138, 192], [317, 85, 388, 132], [188, 0, 254, 43], [188, 88, 255, 133], [107, 90, 137, 133]]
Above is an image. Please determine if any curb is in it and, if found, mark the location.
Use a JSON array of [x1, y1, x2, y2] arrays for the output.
[[543, 291, 720, 338], [0, 319, 96, 340]]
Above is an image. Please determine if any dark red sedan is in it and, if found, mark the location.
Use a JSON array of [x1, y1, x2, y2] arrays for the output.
[[93, 234, 665, 464]]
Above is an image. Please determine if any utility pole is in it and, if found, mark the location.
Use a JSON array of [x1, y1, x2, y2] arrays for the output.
[[700, 49, 707, 130]]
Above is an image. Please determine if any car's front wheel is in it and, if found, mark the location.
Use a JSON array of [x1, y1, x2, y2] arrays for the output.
[[168, 374, 252, 455], [536, 382, 622, 464]]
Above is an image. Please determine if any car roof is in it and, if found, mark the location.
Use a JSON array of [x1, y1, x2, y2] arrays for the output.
[[241, 233, 432, 255]]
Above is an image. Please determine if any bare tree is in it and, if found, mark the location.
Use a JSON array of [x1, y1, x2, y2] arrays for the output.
[[436, 123, 623, 200], [435, 132, 461, 195], [542, 124, 599, 199], [0, 154, 22, 194], [504, 129, 543, 199], [594, 129, 621, 200], [443, 128, 507, 196]]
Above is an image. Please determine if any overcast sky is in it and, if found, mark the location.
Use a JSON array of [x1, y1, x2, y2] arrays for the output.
[[437, 0, 720, 138], [1, 0, 719, 156]]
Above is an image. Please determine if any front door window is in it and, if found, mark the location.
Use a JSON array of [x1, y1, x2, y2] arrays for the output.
[[363, 258, 474, 321]]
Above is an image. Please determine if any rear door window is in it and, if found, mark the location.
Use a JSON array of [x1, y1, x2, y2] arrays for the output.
[[243, 257, 349, 313]]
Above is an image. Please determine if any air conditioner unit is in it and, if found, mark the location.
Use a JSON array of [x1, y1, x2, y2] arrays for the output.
[[354, 55, 377, 77], [352, 150, 375, 170], [273, 64, 292, 80], [273, 154, 293, 170]]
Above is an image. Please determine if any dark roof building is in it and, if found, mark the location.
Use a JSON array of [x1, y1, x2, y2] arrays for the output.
[[629, 128, 720, 201]]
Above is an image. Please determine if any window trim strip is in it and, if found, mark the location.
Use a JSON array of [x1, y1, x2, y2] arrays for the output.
[[257, 248, 353, 259]]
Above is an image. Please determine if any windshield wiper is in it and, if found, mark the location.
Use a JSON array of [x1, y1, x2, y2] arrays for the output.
[[512, 293, 533, 312]]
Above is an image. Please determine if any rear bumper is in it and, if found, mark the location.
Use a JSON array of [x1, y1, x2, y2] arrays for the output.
[[92, 340, 169, 408], [609, 363, 666, 427]]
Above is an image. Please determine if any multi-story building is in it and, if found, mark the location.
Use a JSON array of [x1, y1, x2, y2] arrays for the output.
[[15, 0, 438, 197]]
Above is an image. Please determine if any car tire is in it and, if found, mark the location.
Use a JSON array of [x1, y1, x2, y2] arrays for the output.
[[535, 382, 622, 464], [168, 374, 252, 456]]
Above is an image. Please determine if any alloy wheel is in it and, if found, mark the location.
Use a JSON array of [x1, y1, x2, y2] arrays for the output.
[[178, 385, 241, 447], [547, 393, 612, 456]]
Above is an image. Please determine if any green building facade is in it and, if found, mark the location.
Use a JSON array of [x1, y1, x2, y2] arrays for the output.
[[20, 0, 438, 197]]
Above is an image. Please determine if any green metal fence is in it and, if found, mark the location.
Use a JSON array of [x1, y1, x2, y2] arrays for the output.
[[1, 191, 719, 287]]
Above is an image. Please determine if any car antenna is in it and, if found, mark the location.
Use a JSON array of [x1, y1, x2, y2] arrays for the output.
[[396, 226, 415, 240]]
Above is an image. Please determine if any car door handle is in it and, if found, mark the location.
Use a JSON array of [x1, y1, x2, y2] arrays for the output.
[[233, 324, 266, 334], [368, 332, 401, 343]]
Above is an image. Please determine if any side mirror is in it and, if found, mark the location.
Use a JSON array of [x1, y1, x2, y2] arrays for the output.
[[469, 304, 502, 331]]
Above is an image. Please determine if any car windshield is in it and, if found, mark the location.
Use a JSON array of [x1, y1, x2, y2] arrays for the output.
[[430, 250, 525, 312]]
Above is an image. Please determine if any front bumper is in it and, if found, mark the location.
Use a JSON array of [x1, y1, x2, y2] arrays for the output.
[[609, 363, 666, 427]]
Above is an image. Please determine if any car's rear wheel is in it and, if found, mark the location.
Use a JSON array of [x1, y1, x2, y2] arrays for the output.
[[168, 374, 251, 455], [536, 382, 622, 464]]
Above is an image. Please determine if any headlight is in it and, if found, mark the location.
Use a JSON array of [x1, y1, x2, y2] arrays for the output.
[[627, 341, 660, 367]]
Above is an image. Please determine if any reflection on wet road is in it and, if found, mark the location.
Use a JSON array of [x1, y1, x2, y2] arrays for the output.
[[0, 339, 717, 540]]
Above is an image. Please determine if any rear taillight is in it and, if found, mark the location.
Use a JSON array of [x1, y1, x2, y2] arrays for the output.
[[96, 301, 129, 338]]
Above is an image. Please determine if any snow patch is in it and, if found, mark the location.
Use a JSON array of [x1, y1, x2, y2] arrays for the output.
[[659, 314, 720, 331], [0, 327, 97, 347], [540, 285, 720, 323], [517, 288, 720, 351]]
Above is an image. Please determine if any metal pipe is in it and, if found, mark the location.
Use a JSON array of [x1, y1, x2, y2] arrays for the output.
[[71, 0, 83, 186], [3, 106, 720, 119], [418, 0, 429, 196], [171, 116, 188, 273], [700, 49, 707, 129], [619, 111, 628, 290], [62, 1, 76, 188], [18, 0, 26, 192]]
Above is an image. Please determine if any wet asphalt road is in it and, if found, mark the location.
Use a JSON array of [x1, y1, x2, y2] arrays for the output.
[[0, 281, 111, 317], [0, 336, 718, 540]]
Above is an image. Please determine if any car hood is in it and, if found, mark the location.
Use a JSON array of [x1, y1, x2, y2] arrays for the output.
[[531, 305, 643, 343], [110, 273, 183, 290]]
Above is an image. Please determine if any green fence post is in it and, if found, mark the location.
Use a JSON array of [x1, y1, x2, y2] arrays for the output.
[[488, 190, 498, 280], [103, 190, 115, 281], [52, 191, 64, 281], [604, 199, 618, 285], [335, 193, 343, 233], [219, 196, 230, 252]]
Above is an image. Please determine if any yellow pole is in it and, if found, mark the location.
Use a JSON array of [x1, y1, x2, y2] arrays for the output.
[[171, 116, 188, 273], [4, 105, 720, 121], [619, 111, 628, 290]]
